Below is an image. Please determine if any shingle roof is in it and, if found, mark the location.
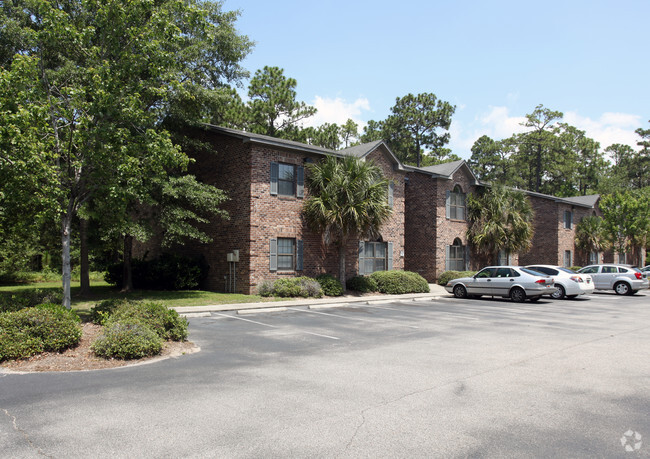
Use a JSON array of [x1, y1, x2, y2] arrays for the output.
[[560, 195, 600, 207], [338, 140, 384, 158]]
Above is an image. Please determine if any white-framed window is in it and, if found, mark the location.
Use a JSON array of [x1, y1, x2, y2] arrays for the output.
[[446, 238, 466, 271], [564, 210, 573, 229], [270, 162, 304, 198], [269, 238, 303, 272], [446, 185, 466, 221], [589, 251, 599, 264], [497, 249, 511, 265], [564, 250, 572, 267], [359, 241, 393, 275]]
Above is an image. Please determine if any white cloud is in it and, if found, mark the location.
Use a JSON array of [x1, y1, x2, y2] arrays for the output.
[[304, 96, 371, 129], [564, 111, 643, 149]]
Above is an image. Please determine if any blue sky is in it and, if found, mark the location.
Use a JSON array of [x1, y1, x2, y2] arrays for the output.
[[222, 0, 649, 159]]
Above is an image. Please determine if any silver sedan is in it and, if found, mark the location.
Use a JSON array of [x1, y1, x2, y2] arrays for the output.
[[445, 266, 556, 302]]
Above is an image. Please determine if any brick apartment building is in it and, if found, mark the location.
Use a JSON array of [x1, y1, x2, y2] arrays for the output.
[[140, 124, 604, 293]]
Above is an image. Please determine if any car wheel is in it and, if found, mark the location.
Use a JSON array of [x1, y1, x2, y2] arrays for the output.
[[510, 287, 526, 303], [566, 295, 578, 299], [453, 284, 467, 299], [614, 282, 630, 295], [550, 285, 565, 299], [630, 290, 638, 295]]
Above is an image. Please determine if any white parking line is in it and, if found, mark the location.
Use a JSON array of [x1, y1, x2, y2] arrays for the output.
[[292, 306, 420, 329], [210, 312, 339, 340]]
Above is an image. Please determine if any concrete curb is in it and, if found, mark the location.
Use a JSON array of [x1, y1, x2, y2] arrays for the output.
[[173, 284, 450, 316]]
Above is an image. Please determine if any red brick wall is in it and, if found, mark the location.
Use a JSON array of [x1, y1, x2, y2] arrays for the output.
[[519, 196, 559, 266]]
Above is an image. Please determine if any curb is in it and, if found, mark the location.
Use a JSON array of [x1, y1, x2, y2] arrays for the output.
[[173, 285, 450, 316]]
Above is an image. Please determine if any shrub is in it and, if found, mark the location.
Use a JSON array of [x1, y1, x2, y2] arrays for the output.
[[347, 276, 379, 293], [0, 308, 82, 361], [569, 266, 582, 272], [369, 270, 430, 294], [35, 302, 81, 323], [0, 289, 64, 313], [298, 277, 323, 298], [257, 280, 274, 297], [105, 253, 208, 290], [90, 299, 132, 325], [316, 274, 343, 296], [91, 320, 163, 360], [107, 301, 188, 341], [437, 270, 476, 286]]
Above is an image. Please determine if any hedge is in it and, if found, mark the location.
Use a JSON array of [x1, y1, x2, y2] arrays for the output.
[[257, 277, 323, 298], [346, 276, 379, 293], [91, 321, 163, 360], [369, 271, 430, 294], [0, 289, 64, 313], [437, 270, 477, 286], [316, 274, 343, 296]]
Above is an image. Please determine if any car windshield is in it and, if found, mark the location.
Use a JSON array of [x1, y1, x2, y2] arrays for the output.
[[521, 268, 547, 277]]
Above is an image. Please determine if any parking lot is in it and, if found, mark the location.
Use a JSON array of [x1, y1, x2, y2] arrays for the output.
[[2, 292, 649, 457]]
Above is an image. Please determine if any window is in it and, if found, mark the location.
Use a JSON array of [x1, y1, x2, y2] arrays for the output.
[[270, 162, 304, 198], [589, 251, 598, 264], [446, 238, 466, 271], [564, 250, 572, 267], [564, 210, 573, 229], [618, 252, 627, 264], [497, 249, 511, 265], [388, 182, 394, 208], [269, 238, 303, 272], [602, 266, 616, 274], [359, 241, 393, 275], [446, 185, 466, 221]]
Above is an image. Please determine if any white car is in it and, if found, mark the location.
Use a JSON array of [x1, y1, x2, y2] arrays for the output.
[[578, 264, 649, 295], [526, 265, 594, 299]]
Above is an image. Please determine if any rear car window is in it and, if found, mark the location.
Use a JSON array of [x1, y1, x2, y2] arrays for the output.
[[521, 268, 546, 276]]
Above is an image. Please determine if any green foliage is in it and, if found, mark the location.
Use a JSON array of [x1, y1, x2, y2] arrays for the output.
[[106, 301, 188, 341], [258, 277, 323, 298], [316, 274, 344, 296], [0, 289, 63, 313], [466, 185, 534, 265], [105, 254, 208, 290], [246, 66, 317, 138], [91, 321, 163, 360], [369, 271, 430, 294], [90, 299, 132, 325], [346, 276, 379, 293], [437, 271, 477, 286], [303, 155, 392, 289], [574, 216, 609, 255], [0, 308, 82, 361], [34, 302, 80, 323]]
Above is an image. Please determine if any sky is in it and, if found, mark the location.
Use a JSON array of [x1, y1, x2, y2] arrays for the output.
[[222, 0, 649, 159]]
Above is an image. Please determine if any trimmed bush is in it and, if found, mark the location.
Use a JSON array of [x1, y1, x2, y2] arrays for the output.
[[91, 320, 163, 360], [257, 280, 274, 297], [105, 253, 208, 290], [437, 270, 476, 286], [316, 274, 343, 296], [106, 301, 188, 341], [0, 289, 64, 313], [369, 270, 430, 294], [347, 276, 379, 293], [90, 299, 132, 325], [0, 308, 82, 361]]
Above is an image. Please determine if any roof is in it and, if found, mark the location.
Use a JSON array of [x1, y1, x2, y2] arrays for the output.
[[406, 159, 480, 184], [202, 124, 404, 170], [519, 189, 600, 209]]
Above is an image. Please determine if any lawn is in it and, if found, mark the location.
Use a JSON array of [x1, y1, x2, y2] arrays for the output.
[[0, 279, 271, 315]]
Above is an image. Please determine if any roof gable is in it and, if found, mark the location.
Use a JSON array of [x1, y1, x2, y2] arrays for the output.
[[407, 160, 479, 184]]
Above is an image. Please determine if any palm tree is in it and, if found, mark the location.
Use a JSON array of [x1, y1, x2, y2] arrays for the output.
[[574, 215, 609, 264], [303, 155, 392, 290], [466, 184, 534, 265]]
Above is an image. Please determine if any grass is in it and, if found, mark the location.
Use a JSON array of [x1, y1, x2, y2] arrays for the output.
[[0, 278, 273, 316]]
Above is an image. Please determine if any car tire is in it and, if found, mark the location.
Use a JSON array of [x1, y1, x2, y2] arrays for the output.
[[453, 284, 467, 299], [510, 287, 526, 303], [529, 296, 541, 302], [629, 290, 638, 296], [566, 295, 578, 299], [614, 282, 630, 295], [551, 285, 565, 299]]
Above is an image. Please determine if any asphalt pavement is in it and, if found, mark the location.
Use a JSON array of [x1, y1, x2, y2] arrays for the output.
[[1, 290, 649, 458]]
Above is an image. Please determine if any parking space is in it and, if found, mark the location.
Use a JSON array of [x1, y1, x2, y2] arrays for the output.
[[2, 291, 649, 457]]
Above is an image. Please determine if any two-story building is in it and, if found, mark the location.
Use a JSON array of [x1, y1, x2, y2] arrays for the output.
[[138, 124, 605, 292]]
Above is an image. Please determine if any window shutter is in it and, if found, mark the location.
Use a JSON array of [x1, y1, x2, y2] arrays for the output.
[[270, 162, 279, 196], [269, 239, 277, 271], [388, 182, 394, 208], [296, 166, 304, 198], [445, 245, 451, 271], [296, 239, 303, 271], [445, 190, 451, 218], [358, 241, 365, 275], [569, 212, 573, 229], [387, 242, 393, 271]]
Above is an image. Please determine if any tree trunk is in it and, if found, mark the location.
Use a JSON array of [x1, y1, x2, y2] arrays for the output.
[[122, 234, 134, 292], [338, 244, 347, 291], [79, 218, 90, 295], [61, 213, 72, 309]]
